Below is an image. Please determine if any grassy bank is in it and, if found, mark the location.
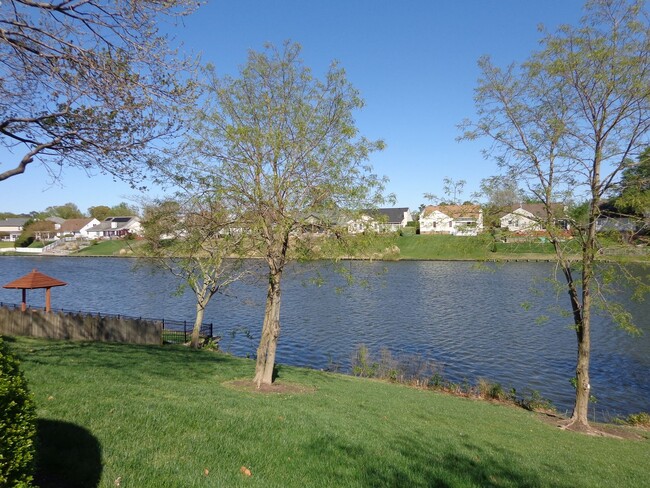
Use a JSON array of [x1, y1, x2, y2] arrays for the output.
[[65, 234, 648, 262], [8, 337, 649, 487]]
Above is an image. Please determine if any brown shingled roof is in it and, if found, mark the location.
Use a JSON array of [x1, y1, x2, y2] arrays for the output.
[[3, 269, 67, 289]]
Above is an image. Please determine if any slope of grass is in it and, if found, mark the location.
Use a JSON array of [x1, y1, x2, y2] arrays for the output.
[[7, 337, 649, 487], [395, 234, 494, 260], [73, 240, 141, 256]]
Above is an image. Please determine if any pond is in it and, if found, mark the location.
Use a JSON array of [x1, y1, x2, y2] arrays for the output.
[[0, 255, 648, 420]]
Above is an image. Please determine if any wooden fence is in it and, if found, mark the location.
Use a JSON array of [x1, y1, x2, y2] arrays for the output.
[[0, 306, 162, 345]]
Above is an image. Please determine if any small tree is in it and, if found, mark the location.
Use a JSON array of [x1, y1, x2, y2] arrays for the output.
[[179, 42, 386, 386], [142, 196, 248, 349], [462, 0, 650, 430]]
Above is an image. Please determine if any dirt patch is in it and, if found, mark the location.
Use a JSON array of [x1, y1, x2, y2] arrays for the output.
[[536, 412, 648, 440], [224, 379, 316, 395]]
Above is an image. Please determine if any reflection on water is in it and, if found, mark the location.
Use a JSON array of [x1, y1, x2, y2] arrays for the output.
[[0, 256, 648, 418]]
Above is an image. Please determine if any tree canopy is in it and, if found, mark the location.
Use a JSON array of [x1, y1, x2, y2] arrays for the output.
[[0, 0, 198, 185]]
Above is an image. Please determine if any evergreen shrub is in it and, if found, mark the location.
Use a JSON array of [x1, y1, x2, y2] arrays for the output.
[[0, 338, 36, 487]]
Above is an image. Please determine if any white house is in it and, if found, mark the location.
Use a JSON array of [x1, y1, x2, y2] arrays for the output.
[[86, 216, 142, 239], [500, 204, 568, 233], [57, 218, 101, 238], [0, 218, 29, 241], [419, 205, 483, 236], [347, 207, 413, 234]]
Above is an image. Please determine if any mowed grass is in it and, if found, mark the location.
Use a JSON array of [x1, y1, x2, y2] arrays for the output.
[[74, 240, 141, 256], [8, 337, 649, 488], [395, 234, 494, 260]]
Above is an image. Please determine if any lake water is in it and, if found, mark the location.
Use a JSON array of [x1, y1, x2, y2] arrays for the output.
[[1, 255, 648, 419]]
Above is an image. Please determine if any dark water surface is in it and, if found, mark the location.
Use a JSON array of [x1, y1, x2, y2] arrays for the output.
[[1, 256, 648, 419]]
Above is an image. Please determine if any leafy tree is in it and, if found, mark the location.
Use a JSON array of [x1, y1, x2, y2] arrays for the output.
[[461, 0, 650, 431], [0, 0, 198, 185], [615, 147, 650, 222], [109, 202, 139, 217], [141, 196, 248, 349], [43, 202, 84, 220], [88, 205, 112, 221], [179, 42, 386, 386]]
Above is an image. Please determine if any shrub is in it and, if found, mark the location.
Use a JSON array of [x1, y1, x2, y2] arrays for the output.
[[624, 412, 650, 427], [0, 338, 36, 487]]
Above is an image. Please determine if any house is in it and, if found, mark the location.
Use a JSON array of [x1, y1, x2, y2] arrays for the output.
[[499, 204, 569, 233], [86, 216, 142, 239], [347, 207, 413, 234], [0, 218, 29, 241], [419, 205, 483, 236], [57, 218, 101, 238]]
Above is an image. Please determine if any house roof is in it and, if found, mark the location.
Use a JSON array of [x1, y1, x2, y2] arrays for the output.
[[362, 207, 410, 224], [423, 204, 481, 219], [3, 269, 67, 289], [0, 218, 29, 228], [59, 218, 96, 233], [87, 216, 139, 233]]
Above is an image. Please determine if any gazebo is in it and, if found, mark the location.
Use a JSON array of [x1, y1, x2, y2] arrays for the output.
[[3, 269, 67, 312]]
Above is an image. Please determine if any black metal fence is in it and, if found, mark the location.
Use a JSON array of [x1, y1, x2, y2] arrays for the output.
[[0, 302, 214, 345]]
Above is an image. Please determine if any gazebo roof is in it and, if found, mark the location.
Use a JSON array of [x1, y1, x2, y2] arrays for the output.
[[3, 269, 67, 289]]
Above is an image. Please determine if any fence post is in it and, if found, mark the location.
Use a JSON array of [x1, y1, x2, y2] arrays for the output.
[[184, 320, 187, 343], [210, 322, 213, 338]]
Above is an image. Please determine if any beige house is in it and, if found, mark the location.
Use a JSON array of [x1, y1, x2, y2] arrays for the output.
[[419, 205, 483, 236], [0, 218, 28, 241]]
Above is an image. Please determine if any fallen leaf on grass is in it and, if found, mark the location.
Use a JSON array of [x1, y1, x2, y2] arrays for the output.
[[203, 468, 209, 476], [240, 466, 252, 477], [114, 476, 121, 487]]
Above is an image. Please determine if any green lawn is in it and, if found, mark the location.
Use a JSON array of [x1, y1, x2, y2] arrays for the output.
[[73, 240, 141, 256], [8, 337, 649, 487]]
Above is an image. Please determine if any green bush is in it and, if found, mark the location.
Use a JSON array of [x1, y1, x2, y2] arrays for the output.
[[0, 338, 36, 487]]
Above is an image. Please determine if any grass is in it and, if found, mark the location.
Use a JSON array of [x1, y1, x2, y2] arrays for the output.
[[73, 240, 142, 256], [7, 337, 649, 487], [0, 241, 15, 248]]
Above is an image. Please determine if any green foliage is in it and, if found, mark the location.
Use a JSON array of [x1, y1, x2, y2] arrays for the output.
[[0, 338, 36, 487], [622, 412, 650, 427], [351, 344, 377, 377]]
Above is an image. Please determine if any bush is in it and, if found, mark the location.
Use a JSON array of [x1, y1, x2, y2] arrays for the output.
[[0, 338, 36, 487]]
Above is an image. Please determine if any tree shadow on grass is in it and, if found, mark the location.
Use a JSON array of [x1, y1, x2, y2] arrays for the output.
[[305, 431, 573, 488], [34, 419, 102, 488]]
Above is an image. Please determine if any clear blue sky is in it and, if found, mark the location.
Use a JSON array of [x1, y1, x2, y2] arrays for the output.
[[1, 0, 586, 215]]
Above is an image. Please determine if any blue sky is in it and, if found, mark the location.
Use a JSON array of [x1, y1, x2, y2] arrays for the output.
[[1, 0, 586, 215]]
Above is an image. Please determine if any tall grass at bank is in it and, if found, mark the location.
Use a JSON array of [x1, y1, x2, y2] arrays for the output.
[[9, 337, 649, 487]]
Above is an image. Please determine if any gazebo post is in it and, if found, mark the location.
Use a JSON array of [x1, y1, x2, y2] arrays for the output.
[[21, 289, 26, 312], [45, 287, 51, 312]]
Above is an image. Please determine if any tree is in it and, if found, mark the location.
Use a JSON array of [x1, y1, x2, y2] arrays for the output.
[[461, 0, 650, 431], [141, 196, 247, 349], [109, 202, 139, 217], [615, 146, 650, 222], [0, 0, 198, 185], [43, 202, 84, 219], [88, 205, 112, 221], [473, 175, 525, 228], [180, 42, 386, 386], [424, 176, 466, 205]]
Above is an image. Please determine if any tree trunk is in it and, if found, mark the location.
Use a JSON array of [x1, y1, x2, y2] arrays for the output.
[[254, 268, 282, 387], [569, 213, 597, 429], [190, 301, 206, 349]]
